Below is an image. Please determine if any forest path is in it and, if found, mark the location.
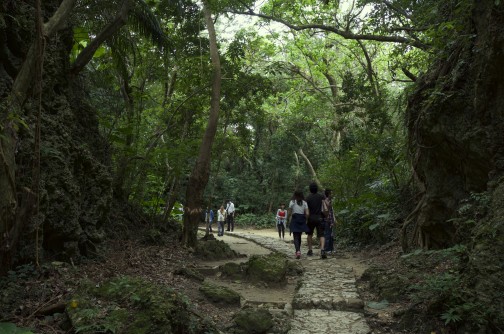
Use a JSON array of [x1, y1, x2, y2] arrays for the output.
[[223, 229, 371, 334]]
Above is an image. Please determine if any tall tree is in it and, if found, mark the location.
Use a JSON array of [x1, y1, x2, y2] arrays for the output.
[[182, 0, 222, 247]]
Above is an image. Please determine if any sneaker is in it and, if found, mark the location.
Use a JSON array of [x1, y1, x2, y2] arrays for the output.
[[321, 251, 327, 259], [307, 249, 313, 256], [295, 251, 301, 259]]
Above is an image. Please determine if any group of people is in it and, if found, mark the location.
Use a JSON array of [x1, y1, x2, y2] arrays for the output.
[[205, 199, 235, 237], [277, 182, 335, 259], [204, 184, 336, 260]]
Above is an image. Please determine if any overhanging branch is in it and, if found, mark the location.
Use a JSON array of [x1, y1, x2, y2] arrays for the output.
[[229, 9, 429, 50]]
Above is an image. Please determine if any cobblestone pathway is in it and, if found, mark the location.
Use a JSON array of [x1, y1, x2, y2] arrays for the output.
[[227, 231, 371, 334]]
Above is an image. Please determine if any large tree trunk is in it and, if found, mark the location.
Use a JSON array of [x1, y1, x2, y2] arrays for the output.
[[403, 0, 504, 250], [181, 0, 222, 247]]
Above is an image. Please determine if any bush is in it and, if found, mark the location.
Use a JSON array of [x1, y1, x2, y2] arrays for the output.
[[333, 191, 403, 246], [235, 213, 276, 229]]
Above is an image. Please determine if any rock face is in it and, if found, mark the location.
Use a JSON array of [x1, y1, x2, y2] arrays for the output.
[[0, 1, 112, 265], [405, 0, 504, 249], [404, 1, 504, 330]]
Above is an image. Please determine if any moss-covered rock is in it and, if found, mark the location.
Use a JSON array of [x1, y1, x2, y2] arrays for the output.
[[219, 262, 245, 280], [195, 239, 238, 260], [199, 282, 241, 306], [246, 253, 288, 285], [174, 267, 205, 282], [67, 276, 216, 334], [286, 259, 304, 275], [233, 308, 273, 334]]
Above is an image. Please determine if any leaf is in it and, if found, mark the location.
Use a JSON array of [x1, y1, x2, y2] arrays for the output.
[[367, 300, 389, 310], [368, 223, 380, 230], [93, 46, 107, 58], [0, 323, 34, 334]]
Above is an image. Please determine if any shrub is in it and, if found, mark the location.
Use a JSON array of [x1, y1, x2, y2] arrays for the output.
[[235, 213, 276, 229]]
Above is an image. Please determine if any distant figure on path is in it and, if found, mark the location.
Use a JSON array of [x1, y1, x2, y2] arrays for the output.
[[276, 203, 287, 239], [323, 189, 335, 255], [206, 207, 215, 233], [217, 206, 227, 237], [225, 199, 235, 232], [288, 191, 310, 259], [306, 182, 328, 259]]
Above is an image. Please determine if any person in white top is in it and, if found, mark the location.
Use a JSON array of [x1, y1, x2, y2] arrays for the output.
[[217, 206, 227, 237], [225, 199, 235, 232], [287, 190, 310, 259]]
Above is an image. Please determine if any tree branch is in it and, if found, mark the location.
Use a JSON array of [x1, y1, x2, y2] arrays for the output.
[[70, 0, 130, 75], [298, 148, 322, 190], [229, 9, 429, 50], [356, 40, 380, 97], [380, 0, 411, 19], [401, 67, 417, 82]]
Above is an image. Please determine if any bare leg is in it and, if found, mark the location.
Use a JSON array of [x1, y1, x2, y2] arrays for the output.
[[307, 234, 313, 251]]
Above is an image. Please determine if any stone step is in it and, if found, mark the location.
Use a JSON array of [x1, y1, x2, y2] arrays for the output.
[[288, 309, 370, 334], [223, 230, 371, 334]]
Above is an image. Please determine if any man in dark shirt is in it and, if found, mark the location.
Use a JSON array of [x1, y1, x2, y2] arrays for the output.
[[306, 182, 328, 258]]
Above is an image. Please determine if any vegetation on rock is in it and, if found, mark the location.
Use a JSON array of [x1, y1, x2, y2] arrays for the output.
[[246, 253, 288, 286], [199, 282, 241, 306], [67, 276, 216, 334], [232, 308, 274, 334], [194, 239, 239, 260]]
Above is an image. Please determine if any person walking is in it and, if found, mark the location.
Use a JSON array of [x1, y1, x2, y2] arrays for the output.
[[306, 182, 328, 258], [288, 191, 310, 259], [206, 207, 215, 233], [217, 205, 226, 237], [276, 203, 288, 239], [323, 189, 335, 255], [225, 199, 235, 232]]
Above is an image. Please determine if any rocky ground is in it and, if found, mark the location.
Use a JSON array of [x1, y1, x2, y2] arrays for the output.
[[0, 226, 412, 333]]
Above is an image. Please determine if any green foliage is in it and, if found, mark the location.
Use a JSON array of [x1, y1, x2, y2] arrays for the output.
[[3, 264, 37, 282], [0, 323, 33, 334], [235, 213, 275, 229], [402, 245, 489, 329], [448, 192, 491, 242], [68, 276, 215, 334]]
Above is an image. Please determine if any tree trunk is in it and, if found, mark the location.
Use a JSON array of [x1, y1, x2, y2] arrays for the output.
[[298, 148, 322, 189], [181, 0, 222, 247]]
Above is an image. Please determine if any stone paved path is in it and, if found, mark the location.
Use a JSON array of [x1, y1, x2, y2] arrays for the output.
[[227, 231, 371, 334]]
